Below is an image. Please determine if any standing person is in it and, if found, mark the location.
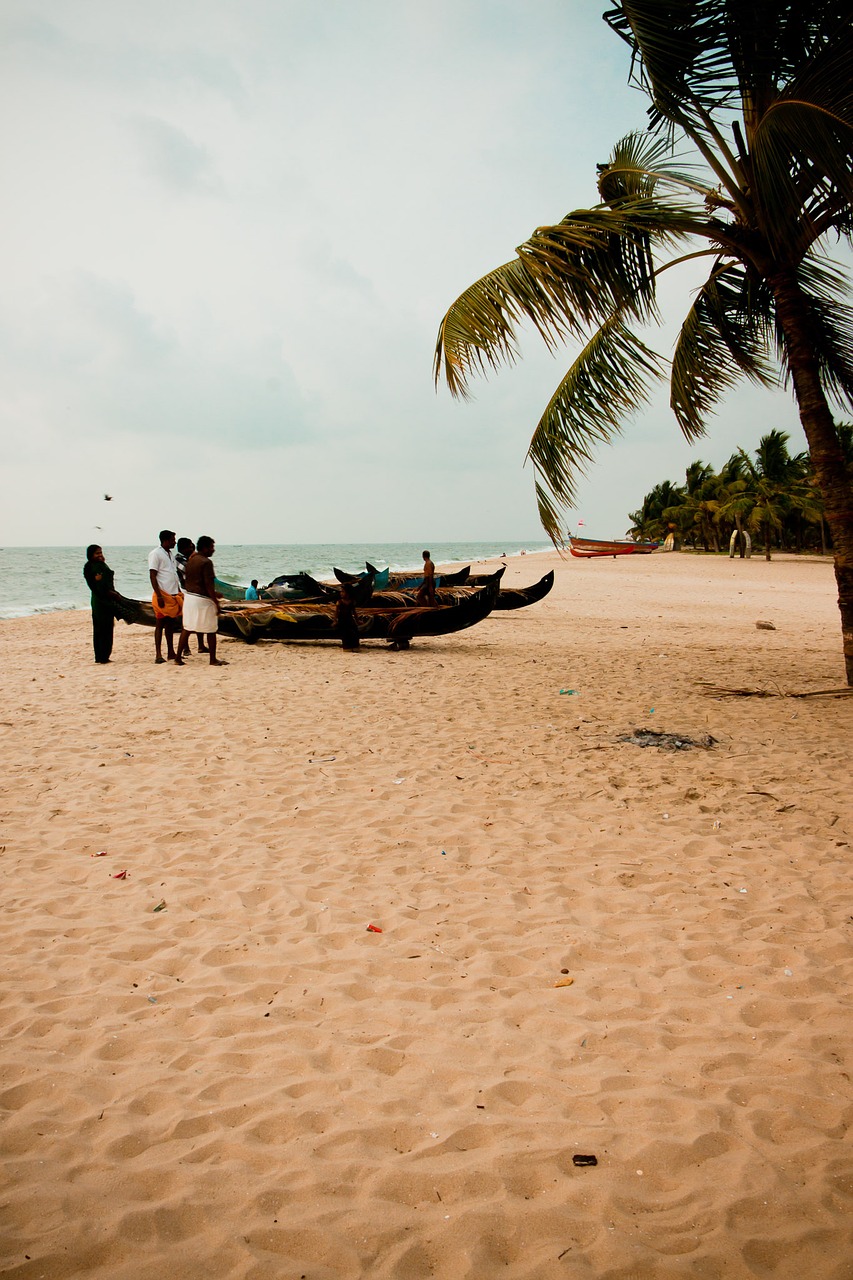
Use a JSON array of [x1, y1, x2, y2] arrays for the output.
[[175, 537, 208, 654], [148, 530, 183, 663], [245, 580, 260, 601], [416, 550, 437, 606], [175, 536, 226, 666], [335, 581, 361, 651], [83, 545, 118, 663]]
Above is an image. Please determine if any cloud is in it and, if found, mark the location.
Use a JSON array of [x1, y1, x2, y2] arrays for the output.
[[128, 115, 223, 195]]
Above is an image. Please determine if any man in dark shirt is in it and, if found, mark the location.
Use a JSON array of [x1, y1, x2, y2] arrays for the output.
[[83, 545, 118, 663]]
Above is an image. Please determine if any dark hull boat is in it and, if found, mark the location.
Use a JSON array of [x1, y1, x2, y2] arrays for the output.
[[215, 581, 500, 644], [466, 569, 554, 609], [336, 563, 470, 590], [569, 537, 658, 558]]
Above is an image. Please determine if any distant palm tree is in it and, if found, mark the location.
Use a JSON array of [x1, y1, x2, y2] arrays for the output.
[[435, 3, 853, 682], [627, 478, 685, 542], [665, 461, 724, 550], [735, 430, 821, 557]]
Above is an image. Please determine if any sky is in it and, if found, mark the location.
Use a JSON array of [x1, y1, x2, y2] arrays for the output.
[[0, 0, 807, 548]]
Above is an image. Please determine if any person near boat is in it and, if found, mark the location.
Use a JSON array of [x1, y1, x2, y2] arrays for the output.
[[176, 536, 226, 667], [245, 580, 260, 600], [335, 581, 360, 651], [83, 544, 119, 664], [416, 550, 436, 606], [175, 537, 208, 655], [148, 530, 183, 663]]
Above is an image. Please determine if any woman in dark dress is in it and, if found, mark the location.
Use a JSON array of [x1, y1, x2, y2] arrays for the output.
[[83, 544, 118, 663]]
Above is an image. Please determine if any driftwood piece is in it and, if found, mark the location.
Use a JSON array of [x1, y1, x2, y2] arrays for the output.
[[698, 681, 853, 699]]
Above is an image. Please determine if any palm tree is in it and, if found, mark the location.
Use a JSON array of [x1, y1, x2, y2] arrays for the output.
[[434, 3, 853, 683], [627, 478, 685, 542], [667, 461, 724, 550], [732, 429, 821, 557]]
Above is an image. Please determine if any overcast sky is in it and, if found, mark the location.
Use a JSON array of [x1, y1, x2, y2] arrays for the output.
[[1, 0, 806, 547]]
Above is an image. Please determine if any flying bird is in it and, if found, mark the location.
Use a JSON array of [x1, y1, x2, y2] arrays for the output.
[[104, 493, 113, 501]]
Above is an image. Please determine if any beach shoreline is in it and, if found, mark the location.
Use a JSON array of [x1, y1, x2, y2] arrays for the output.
[[1, 550, 851, 1279]]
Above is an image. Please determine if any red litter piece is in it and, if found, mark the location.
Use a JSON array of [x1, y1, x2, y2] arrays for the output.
[[366, 924, 382, 933], [91, 851, 108, 857], [112, 870, 128, 880]]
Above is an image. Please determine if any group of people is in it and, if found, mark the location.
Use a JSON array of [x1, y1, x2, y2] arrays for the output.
[[83, 543, 438, 663], [83, 531, 226, 666], [148, 530, 225, 666]]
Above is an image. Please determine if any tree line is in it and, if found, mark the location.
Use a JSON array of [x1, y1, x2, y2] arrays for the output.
[[627, 426, 853, 558]]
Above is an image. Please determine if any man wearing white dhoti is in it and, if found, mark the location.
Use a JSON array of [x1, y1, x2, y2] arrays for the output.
[[175, 536, 227, 667]]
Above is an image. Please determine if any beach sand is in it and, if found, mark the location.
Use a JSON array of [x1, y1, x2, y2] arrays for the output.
[[1, 550, 851, 1280]]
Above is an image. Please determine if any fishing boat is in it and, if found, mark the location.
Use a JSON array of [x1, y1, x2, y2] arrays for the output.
[[363, 563, 471, 589], [569, 536, 658, 558], [467, 569, 554, 609], [335, 563, 551, 610], [215, 580, 500, 645]]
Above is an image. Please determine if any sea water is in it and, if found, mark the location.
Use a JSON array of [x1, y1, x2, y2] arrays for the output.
[[0, 541, 551, 620]]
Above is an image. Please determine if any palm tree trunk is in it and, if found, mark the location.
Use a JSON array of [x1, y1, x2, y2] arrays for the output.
[[771, 273, 853, 685]]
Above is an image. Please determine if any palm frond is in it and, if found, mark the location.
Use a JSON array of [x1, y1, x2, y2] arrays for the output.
[[526, 316, 666, 542], [744, 14, 853, 240], [597, 131, 709, 203], [434, 256, 572, 398], [604, 1, 740, 129], [671, 262, 777, 438], [435, 198, 700, 397]]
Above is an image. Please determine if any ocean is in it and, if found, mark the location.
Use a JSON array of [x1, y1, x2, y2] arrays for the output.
[[0, 541, 551, 620]]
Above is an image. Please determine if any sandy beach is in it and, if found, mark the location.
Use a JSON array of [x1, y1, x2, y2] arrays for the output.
[[1, 549, 851, 1280]]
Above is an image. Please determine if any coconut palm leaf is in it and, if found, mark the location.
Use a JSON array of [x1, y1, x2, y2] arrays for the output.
[[526, 315, 666, 541], [671, 262, 778, 438], [435, 195, 700, 398], [597, 131, 710, 204], [749, 25, 853, 238], [604, 1, 740, 129]]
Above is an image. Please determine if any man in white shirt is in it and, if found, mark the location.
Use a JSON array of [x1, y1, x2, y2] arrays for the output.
[[148, 530, 183, 663]]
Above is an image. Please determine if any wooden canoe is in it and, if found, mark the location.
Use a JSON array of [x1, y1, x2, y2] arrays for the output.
[[569, 537, 658, 558], [215, 581, 500, 644]]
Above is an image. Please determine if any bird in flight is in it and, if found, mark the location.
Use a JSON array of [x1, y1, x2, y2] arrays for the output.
[[104, 494, 113, 501]]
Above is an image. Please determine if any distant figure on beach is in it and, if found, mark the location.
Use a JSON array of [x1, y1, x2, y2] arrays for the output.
[[175, 538, 209, 654], [83, 544, 118, 663], [416, 550, 436, 606], [176, 536, 226, 666], [245, 580, 260, 600], [335, 581, 360, 651], [148, 530, 183, 664]]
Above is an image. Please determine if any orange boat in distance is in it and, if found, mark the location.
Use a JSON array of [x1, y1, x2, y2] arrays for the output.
[[569, 536, 659, 558]]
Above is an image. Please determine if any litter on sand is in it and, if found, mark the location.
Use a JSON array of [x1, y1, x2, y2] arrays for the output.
[[366, 924, 382, 933], [554, 976, 574, 987], [572, 1154, 598, 1167], [91, 850, 108, 857], [152, 899, 167, 912], [559, 688, 579, 695], [619, 728, 717, 751], [112, 870, 128, 880]]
